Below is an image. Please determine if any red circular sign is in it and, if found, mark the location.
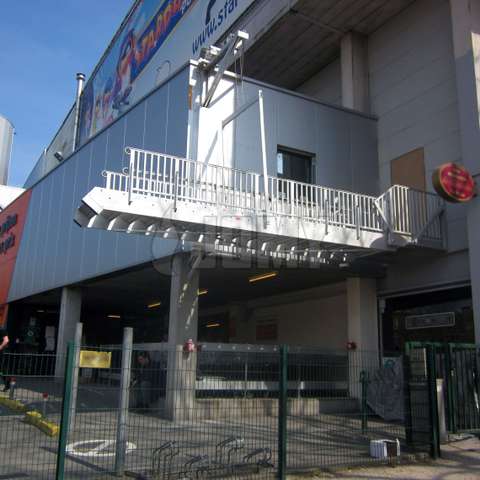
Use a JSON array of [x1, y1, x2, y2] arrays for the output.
[[432, 163, 476, 203]]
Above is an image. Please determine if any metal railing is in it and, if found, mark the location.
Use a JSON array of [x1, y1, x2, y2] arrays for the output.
[[0, 352, 64, 480], [376, 185, 444, 243], [102, 148, 444, 245], [0, 341, 441, 479]]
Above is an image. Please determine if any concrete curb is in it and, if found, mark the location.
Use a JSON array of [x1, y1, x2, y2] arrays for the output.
[[24, 411, 59, 437], [0, 395, 60, 437], [0, 395, 28, 413]]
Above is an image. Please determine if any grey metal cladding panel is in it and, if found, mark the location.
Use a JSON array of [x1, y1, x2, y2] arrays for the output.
[[348, 115, 379, 196], [233, 95, 263, 173], [29, 181, 46, 294], [53, 159, 77, 286], [80, 137, 106, 280], [24, 159, 42, 189], [96, 118, 127, 276], [143, 85, 169, 154], [117, 104, 147, 268], [94, 74, 189, 274], [9, 69, 195, 301], [134, 84, 170, 264], [65, 147, 91, 281], [274, 92, 317, 154], [262, 89, 279, 176], [49, 161, 67, 288], [39, 174, 56, 288], [315, 107, 351, 191], [165, 71, 190, 156]]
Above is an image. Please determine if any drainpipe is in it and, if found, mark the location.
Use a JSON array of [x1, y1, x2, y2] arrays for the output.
[[72, 72, 86, 153]]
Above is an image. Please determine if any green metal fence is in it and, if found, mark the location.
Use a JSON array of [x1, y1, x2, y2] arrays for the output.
[[404, 343, 440, 459], [0, 335, 446, 479], [0, 352, 64, 479], [406, 341, 480, 436]]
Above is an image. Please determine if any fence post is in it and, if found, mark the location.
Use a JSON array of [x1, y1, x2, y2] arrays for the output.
[[278, 345, 288, 480], [69, 322, 82, 432], [115, 327, 133, 476], [426, 345, 441, 459], [444, 344, 455, 433], [403, 350, 414, 448], [56, 342, 75, 480], [243, 352, 248, 398], [360, 370, 369, 434]]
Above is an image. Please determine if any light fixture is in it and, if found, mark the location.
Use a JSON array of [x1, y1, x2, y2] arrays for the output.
[[147, 301, 162, 309], [198, 288, 208, 296], [37, 309, 45, 313], [206, 323, 221, 328], [107, 314, 121, 319], [248, 272, 278, 283]]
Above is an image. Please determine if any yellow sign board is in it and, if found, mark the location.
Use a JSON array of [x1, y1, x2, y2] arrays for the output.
[[79, 350, 112, 369]]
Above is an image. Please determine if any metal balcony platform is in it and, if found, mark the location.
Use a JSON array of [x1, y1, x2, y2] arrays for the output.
[[75, 148, 445, 265]]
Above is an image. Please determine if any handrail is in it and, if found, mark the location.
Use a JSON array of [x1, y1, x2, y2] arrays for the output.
[[101, 148, 445, 245], [376, 185, 444, 243]]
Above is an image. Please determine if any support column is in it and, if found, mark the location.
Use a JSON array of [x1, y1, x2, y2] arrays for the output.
[[55, 287, 82, 378], [55, 287, 82, 377], [228, 303, 249, 342], [165, 254, 199, 421], [346, 278, 379, 398], [341, 32, 370, 113], [450, 0, 480, 343]]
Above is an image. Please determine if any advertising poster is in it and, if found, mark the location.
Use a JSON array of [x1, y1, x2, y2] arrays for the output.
[[0, 191, 32, 326], [78, 0, 256, 145]]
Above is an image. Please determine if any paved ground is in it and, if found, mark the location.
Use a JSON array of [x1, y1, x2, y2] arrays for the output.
[[290, 436, 480, 480], [0, 378, 434, 480]]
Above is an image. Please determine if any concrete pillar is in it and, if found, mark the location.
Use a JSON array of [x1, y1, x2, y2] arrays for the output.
[[55, 287, 82, 377], [341, 32, 370, 113], [228, 303, 249, 342], [347, 278, 379, 352], [449, 0, 480, 343], [346, 278, 379, 398], [165, 254, 199, 421]]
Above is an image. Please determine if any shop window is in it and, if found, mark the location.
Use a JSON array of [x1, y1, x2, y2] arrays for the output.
[[391, 148, 426, 190]]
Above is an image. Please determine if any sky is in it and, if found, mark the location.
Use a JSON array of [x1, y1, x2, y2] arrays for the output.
[[0, 0, 134, 187]]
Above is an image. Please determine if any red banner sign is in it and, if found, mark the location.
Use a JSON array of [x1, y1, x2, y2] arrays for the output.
[[432, 163, 476, 203], [0, 190, 31, 326]]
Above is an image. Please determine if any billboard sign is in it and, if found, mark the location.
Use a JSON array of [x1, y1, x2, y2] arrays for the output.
[[78, 0, 256, 145], [0, 190, 32, 326]]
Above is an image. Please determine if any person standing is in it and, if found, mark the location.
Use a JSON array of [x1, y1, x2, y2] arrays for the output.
[[0, 326, 10, 391]]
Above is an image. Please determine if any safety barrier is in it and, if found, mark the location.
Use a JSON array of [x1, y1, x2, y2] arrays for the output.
[[100, 148, 445, 248], [0, 342, 441, 479]]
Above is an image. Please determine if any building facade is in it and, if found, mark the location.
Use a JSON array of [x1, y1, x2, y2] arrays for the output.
[[1, 0, 479, 365]]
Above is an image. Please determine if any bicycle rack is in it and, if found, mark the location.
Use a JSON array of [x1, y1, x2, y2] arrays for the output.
[[151, 441, 180, 479], [215, 436, 245, 466], [179, 454, 210, 480], [150, 438, 273, 479], [243, 447, 274, 468]]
